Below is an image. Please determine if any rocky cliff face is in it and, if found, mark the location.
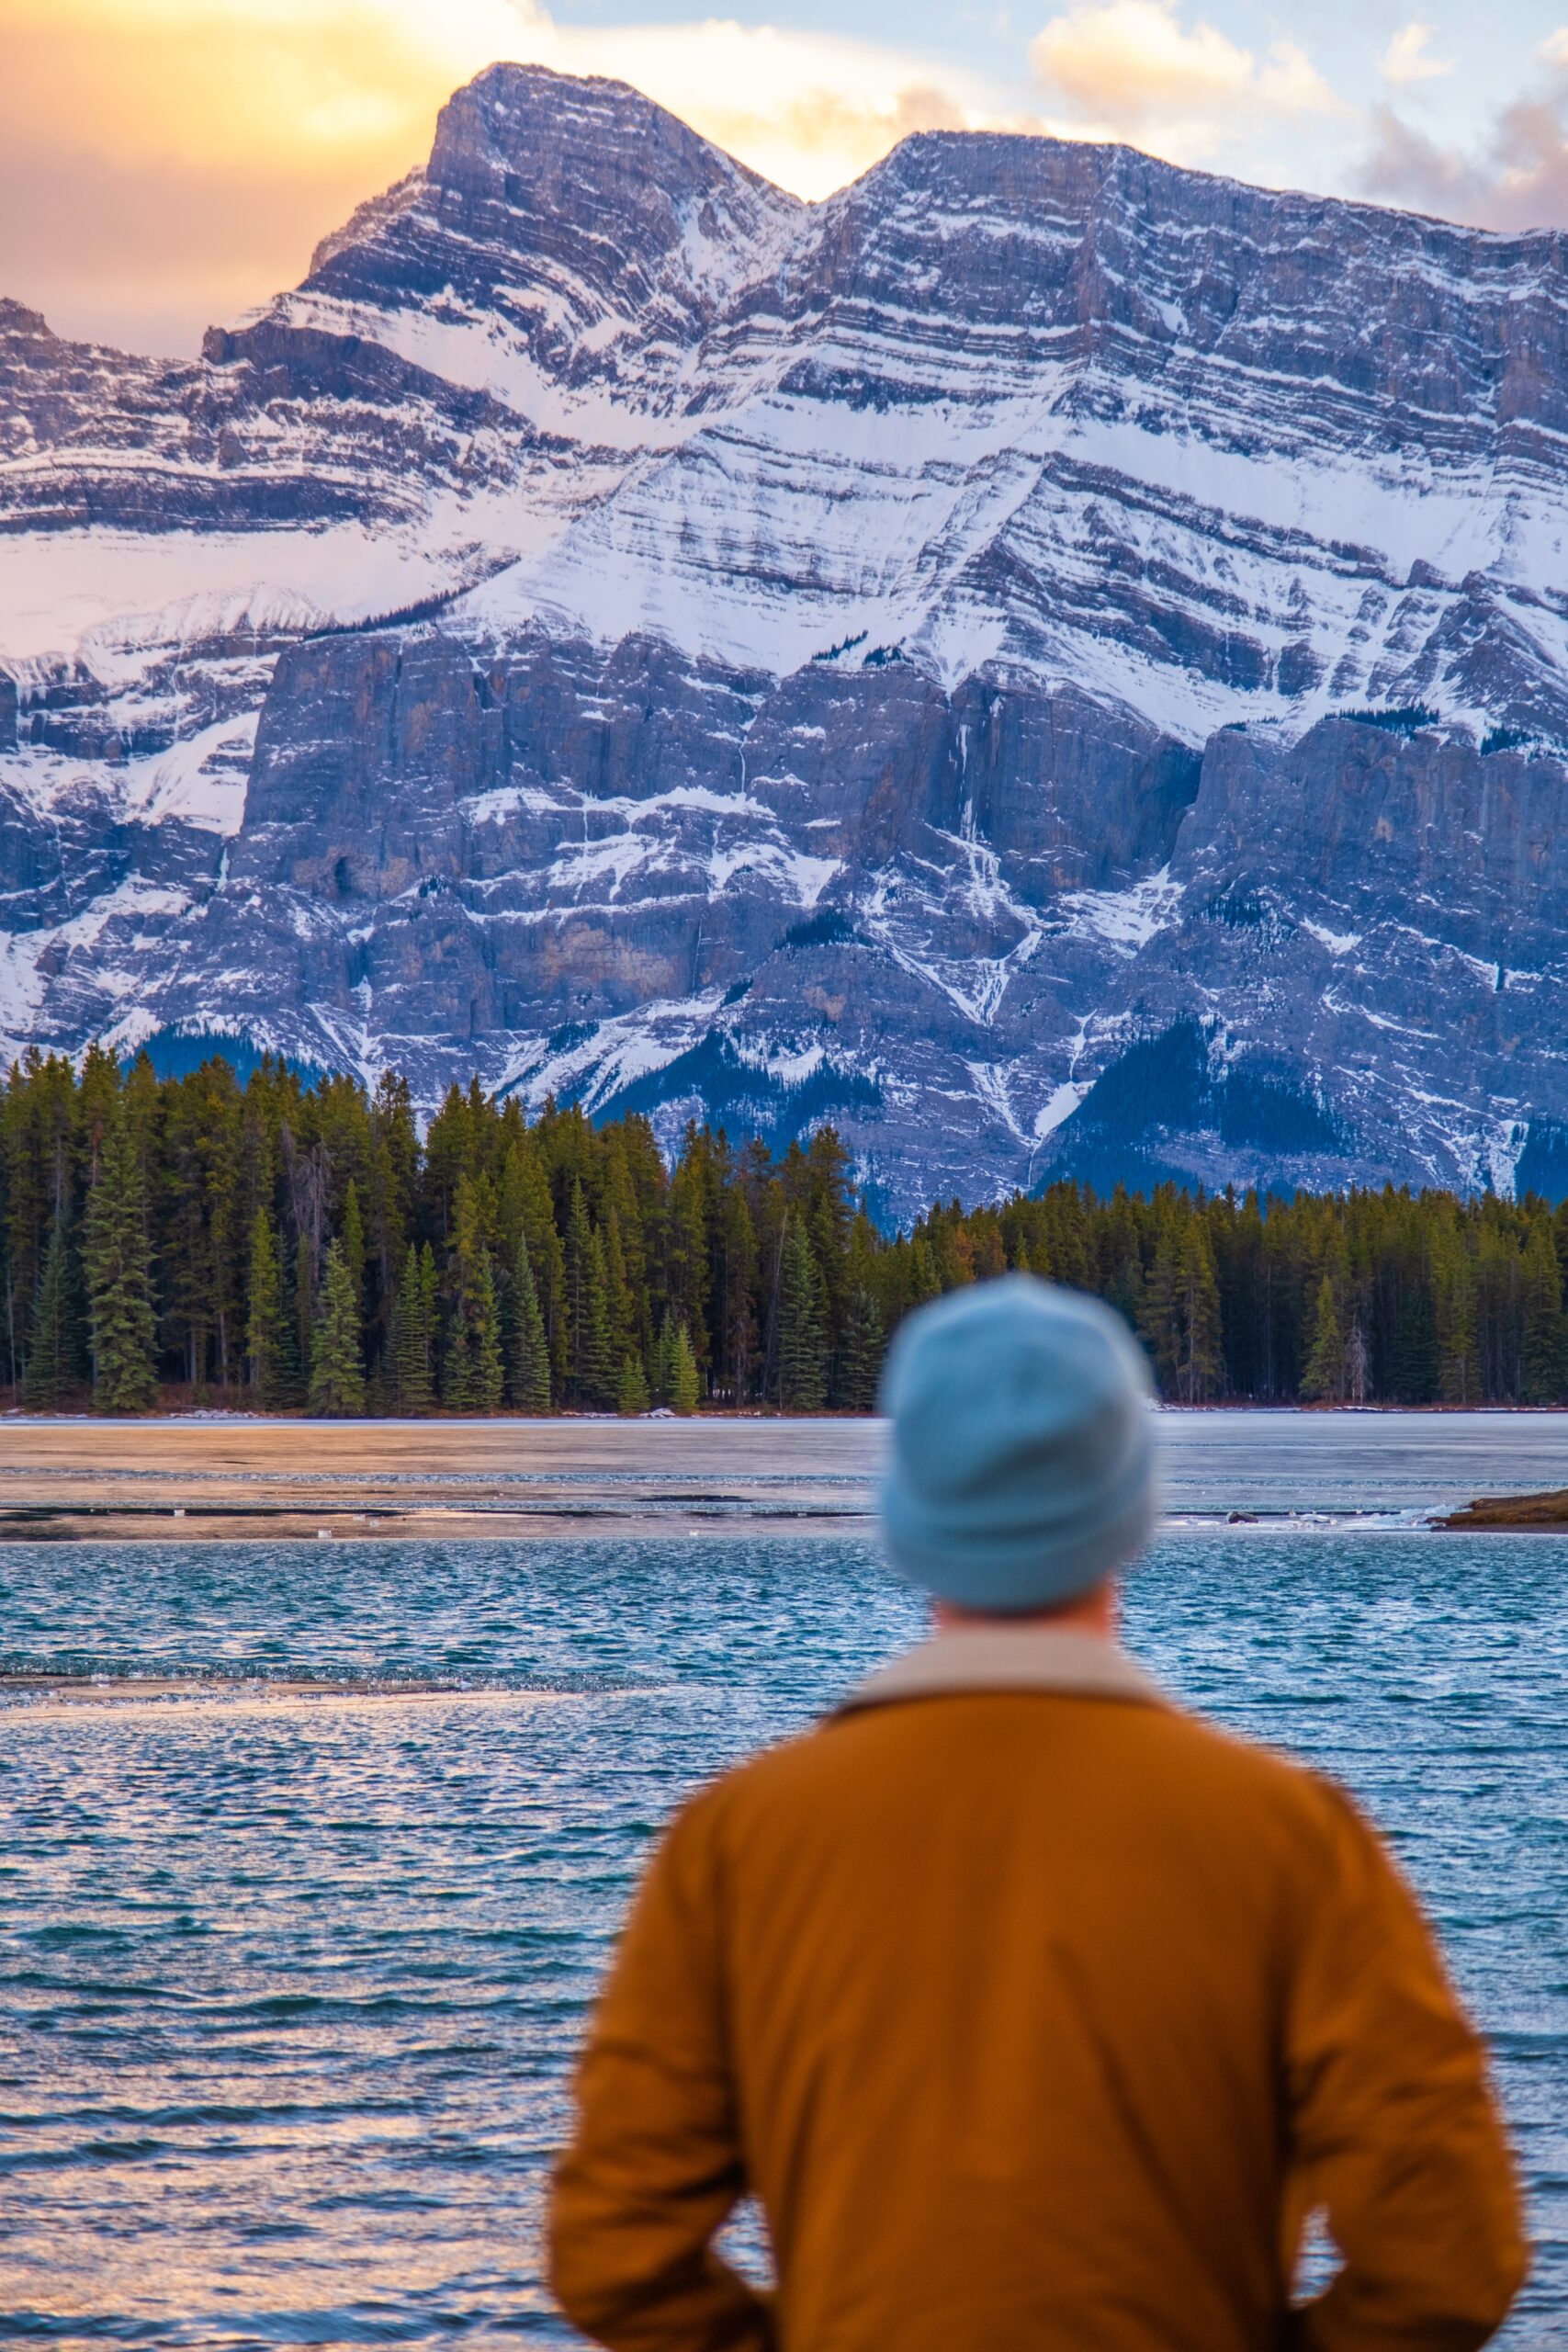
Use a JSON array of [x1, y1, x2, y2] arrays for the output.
[[3, 64, 1568, 1212]]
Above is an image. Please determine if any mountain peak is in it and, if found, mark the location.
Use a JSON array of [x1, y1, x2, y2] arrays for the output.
[[288, 59, 801, 356], [0, 300, 54, 342], [432, 62, 788, 202]]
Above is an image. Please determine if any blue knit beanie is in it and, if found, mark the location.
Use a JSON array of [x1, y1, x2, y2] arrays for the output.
[[878, 1275, 1156, 1611]]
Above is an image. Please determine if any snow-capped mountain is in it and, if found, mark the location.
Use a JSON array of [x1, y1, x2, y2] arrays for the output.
[[5, 62, 1568, 1213]]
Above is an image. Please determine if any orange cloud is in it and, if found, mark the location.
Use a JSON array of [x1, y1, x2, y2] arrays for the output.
[[0, 0, 468, 348], [0, 0, 1010, 350], [1030, 0, 1340, 153]]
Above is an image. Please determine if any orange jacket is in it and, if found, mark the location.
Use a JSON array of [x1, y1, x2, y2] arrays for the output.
[[549, 1629, 1527, 2352]]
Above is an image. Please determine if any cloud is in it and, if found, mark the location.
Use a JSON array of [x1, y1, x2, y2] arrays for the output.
[[1359, 35, 1568, 232], [0, 145, 390, 359], [1028, 0, 1340, 153], [0, 0, 1013, 350], [1357, 105, 1484, 219], [1380, 23, 1451, 88], [502, 11, 1018, 198]]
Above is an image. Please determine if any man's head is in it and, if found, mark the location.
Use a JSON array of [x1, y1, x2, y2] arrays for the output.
[[878, 1275, 1156, 1620]]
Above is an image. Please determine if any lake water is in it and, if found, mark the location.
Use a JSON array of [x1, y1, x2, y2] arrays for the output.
[[4, 1419, 1568, 2346]]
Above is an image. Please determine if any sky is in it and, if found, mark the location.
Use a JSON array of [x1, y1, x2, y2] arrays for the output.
[[3, 0, 1567, 357]]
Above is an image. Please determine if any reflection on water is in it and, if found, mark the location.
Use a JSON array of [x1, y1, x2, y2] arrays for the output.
[[3, 1528, 1566, 2346]]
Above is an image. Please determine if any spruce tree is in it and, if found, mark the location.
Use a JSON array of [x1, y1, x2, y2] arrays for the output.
[[1435, 1227, 1480, 1405], [444, 1173, 504, 1412], [446, 1250, 503, 1412], [650, 1310, 675, 1406], [778, 1216, 828, 1411], [602, 1207, 637, 1368], [83, 1105, 159, 1413], [905, 1233, 942, 1308], [1388, 1278, 1440, 1404], [342, 1178, 367, 1375], [308, 1238, 366, 1416], [294, 1230, 316, 1382], [667, 1318, 701, 1415], [563, 1180, 614, 1406], [616, 1353, 650, 1415], [837, 1284, 886, 1413], [1175, 1223, 1224, 1402], [245, 1209, 295, 1409], [24, 1210, 79, 1409], [1299, 1275, 1346, 1403], [510, 1234, 552, 1415], [1520, 1218, 1564, 1404], [389, 1241, 434, 1413]]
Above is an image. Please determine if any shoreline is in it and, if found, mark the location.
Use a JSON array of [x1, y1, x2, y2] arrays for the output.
[[8, 1403, 1568, 1424], [6, 1419, 1568, 1538], [0, 1505, 870, 1543]]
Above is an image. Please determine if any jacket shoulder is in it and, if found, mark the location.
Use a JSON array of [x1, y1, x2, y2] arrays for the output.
[[681, 1686, 1364, 1851]]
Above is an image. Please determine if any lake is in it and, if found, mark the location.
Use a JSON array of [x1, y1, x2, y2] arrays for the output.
[[4, 1416, 1568, 2346]]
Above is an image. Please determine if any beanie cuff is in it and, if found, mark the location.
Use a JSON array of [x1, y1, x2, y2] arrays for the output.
[[883, 1472, 1156, 1612]]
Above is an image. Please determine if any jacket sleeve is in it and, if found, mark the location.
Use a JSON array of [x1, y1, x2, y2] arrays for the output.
[[548, 1792, 771, 2352], [1284, 1779, 1529, 2351]]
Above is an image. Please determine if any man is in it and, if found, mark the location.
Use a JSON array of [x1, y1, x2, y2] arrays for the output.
[[549, 1276, 1527, 2350]]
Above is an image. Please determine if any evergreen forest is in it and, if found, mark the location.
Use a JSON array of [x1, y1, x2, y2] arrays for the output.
[[6, 1046, 1568, 1415]]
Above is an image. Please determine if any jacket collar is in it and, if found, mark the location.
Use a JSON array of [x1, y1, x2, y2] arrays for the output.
[[836, 1627, 1169, 1716]]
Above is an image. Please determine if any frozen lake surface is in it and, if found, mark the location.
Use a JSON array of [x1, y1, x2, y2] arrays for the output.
[[7, 1407, 1568, 1533]]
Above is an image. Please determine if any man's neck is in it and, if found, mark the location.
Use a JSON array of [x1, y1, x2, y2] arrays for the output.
[[931, 1578, 1119, 1644]]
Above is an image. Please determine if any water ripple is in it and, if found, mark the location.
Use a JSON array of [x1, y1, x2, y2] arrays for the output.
[[1, 1532, 1564, 2346]]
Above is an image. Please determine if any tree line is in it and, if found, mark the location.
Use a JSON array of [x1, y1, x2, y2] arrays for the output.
[[6, 1046, 1568, 1414]]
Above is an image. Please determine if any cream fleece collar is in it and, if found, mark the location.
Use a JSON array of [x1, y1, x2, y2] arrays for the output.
[[837, 1627, 1169, 1715]]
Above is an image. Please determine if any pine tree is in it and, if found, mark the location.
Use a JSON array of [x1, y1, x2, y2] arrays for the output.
[[1136, 1214, 1181, 1396], [443, 1173, 504, 1411], [602, 1206, 637, 1369], [1299, 1274, 1346, 1403], [715, 1176, 758, 1404], [563, 1179, 614, 1406], [83, 1104, 159, 1413], [510, 1234, 552, 1414], [905, 1232, 942, 1308], [389, 1241, 434, 1413], [1520, 1217, 1564, 1405], [294, 1230, 316, 1382], [778, 1215, 828, 1411], [666, 1318, 701, 1415], [1435, 1225, 1480, 1405], [649, 1310, 675, 1406], [308, 1238, 366, 1416], [446, 1250, 503, 1411], [1138, 1209, 1224, 1402], [245, 1210, 295, 1409], [1174, 1222, 1224, 1402], [616, 1353, 650, 1415], [837, 1284, 886, 1412], [1388, 1279, 1439, 1403], [24, 1210, 79, 1409], [342, 1177, 367, 1371]]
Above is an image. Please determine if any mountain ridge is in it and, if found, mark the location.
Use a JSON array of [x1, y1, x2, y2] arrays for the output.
[[4, 62, 1568, 1216]]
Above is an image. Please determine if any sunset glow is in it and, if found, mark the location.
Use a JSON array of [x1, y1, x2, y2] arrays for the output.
[[3, 0, 1566, 356]]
